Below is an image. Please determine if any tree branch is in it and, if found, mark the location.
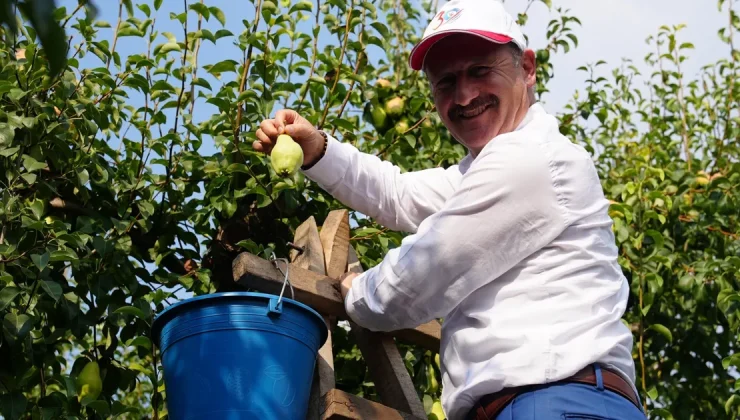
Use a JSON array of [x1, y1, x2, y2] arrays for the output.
[[107, 0, 125, 70], [233, 0, 264, 159], [331, 9, 366, 138], [297, 0, 322, 113], [318, 0, 354, 129]]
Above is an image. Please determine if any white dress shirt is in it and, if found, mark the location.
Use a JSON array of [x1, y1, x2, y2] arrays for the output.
[[302, 103, 637, 420]]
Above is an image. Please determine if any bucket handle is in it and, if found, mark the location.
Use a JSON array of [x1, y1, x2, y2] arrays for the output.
[[269, 252, 295, 315]]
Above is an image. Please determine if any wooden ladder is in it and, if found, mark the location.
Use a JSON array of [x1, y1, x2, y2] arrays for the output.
[[232, 209, 442, 419]]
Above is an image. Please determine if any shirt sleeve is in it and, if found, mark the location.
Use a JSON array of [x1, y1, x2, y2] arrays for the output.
[[301, 134, 462, 233], [342, 136, 572, 332]]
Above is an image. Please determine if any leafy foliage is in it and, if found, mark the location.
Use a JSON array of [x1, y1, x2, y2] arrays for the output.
[[0, 0, 737, 419]]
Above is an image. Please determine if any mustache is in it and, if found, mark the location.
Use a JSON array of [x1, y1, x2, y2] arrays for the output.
[[448, 95, 499, 120]]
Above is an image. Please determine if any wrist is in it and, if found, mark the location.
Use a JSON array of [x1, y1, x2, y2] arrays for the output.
[[301, 129, 328, 170]]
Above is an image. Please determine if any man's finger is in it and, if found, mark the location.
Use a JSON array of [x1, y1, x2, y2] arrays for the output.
[[255, 128, 271, 144], [252, 140, 271, 153], [259, 119, 280, 138], [275, 109, 298, 128]]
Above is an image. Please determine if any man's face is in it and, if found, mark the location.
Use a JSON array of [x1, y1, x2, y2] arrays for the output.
[[424, 34, 536, 156]]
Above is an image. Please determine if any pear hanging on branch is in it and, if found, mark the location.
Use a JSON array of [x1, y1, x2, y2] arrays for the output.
[[76, 359, 103, 405]]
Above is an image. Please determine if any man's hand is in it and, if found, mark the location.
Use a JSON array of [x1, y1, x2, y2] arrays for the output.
[[254, 109, 326, 167], [339, 272, 359, 300]]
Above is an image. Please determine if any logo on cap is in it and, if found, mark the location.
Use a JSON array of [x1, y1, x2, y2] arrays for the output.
[[430, 7, 462, 31]]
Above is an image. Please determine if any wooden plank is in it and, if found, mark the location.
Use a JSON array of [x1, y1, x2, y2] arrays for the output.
[[394, 320, 442, 352], [320, 388, 425, 420], [346, 246, 427, 419], [291, 216, 326, 274], [308, 316, 338, 419], [231, 252, 442, 351], [316, 317, 337, 393], [233, 251, 345, 315], [319, 209, 350, 279], [292, 216, 337, 420]]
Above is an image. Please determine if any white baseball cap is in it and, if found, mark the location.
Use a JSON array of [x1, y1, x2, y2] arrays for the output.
[[409, 0, 527, 70]]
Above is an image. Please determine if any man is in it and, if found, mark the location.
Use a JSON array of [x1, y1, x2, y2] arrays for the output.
[[253, 0, 647, 418]]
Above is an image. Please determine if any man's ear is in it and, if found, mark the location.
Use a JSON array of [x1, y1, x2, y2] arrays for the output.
[[521, 49, 537, 88]]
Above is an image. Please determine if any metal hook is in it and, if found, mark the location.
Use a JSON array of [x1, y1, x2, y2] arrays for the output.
[[270, 252, 295, 306], [286, 242, 305, 256]]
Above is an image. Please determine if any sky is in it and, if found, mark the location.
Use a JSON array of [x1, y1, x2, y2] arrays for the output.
[[517, 0, 728, 114]]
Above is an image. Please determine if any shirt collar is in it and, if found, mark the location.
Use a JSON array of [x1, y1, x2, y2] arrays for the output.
[[458, 102, 545, 172]]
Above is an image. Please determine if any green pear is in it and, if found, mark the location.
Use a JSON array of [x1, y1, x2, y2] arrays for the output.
[[395, 118, 409, 134], [426, 362, 439, 394], [428, 400, 446, 420], [76, 360, 103, 404], [385, 96, 405, 117], [364, 99, 390, 132], [271, 134, 304, 177]]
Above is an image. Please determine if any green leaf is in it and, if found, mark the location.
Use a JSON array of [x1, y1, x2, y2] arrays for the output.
[[31, 252, 50, 271], [113, 306, 148, 321], [3, 313, 33, 338], [207, 59, 238, 75], [190, 2, 210, 19], [28, 198, 45, 220], [22, 155, 48, 172], [210, 6, 226, 26], [644, 230, 665, 250], [159, 42, 181, 54], [192, 77, 212, 90], [0, 272, 11, 283], [50, 248, 79, 262], [236, 239, 261, 253], [724, 353, 740, 369], [20, 173, 37, 185], [647, 386, 658, 400], [77, 168, 89, 185], [137, 201, 155, 218], [126, 336, 152, 350], [17, 0, 68, 77], [648, 323, 673, 343], [727, 394, 738, 414], [289, 0, 313, 13], [651, 408, 674, 419], [87, 400, 110, 415], [0, 286, 20, 310], [0, 392, 27, 420], [0, 123, 14, 146], [93, 236, 111, 257], [154, 0, 163, 9], [0, 146, 19, 157], [40, 280, 62, 302]]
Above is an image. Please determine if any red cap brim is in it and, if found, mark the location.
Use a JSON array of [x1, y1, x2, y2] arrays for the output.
[[409, 30, 514, 70]]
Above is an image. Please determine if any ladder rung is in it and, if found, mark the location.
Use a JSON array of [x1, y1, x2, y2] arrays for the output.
[[321, 388, 426, 420]]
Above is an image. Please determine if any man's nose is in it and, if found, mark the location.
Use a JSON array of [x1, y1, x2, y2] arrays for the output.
[[454, 77, 478, 107]]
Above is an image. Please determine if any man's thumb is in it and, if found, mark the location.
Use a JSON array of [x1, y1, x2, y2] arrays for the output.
[[284, 124, 311, 142]]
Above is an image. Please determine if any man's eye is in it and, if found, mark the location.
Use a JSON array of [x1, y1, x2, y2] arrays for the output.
[[472, 66, 491, 76], [436, 77, 453, 88]]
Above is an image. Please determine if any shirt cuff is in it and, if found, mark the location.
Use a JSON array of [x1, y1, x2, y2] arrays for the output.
[[301, 133, 354, 188], [343, 272, 376, 329]]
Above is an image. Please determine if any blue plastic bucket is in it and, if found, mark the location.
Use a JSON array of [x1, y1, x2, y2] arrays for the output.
[[151, 292, 328, 420]]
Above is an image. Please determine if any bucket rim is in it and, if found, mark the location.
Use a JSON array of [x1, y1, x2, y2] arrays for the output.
[[150, 291, 328, 347]]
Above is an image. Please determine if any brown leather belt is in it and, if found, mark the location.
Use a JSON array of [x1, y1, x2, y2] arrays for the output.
[[467, 365, 641, 420]]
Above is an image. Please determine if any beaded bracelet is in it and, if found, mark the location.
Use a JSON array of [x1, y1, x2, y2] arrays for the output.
[[301, 129, 328, 171]]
